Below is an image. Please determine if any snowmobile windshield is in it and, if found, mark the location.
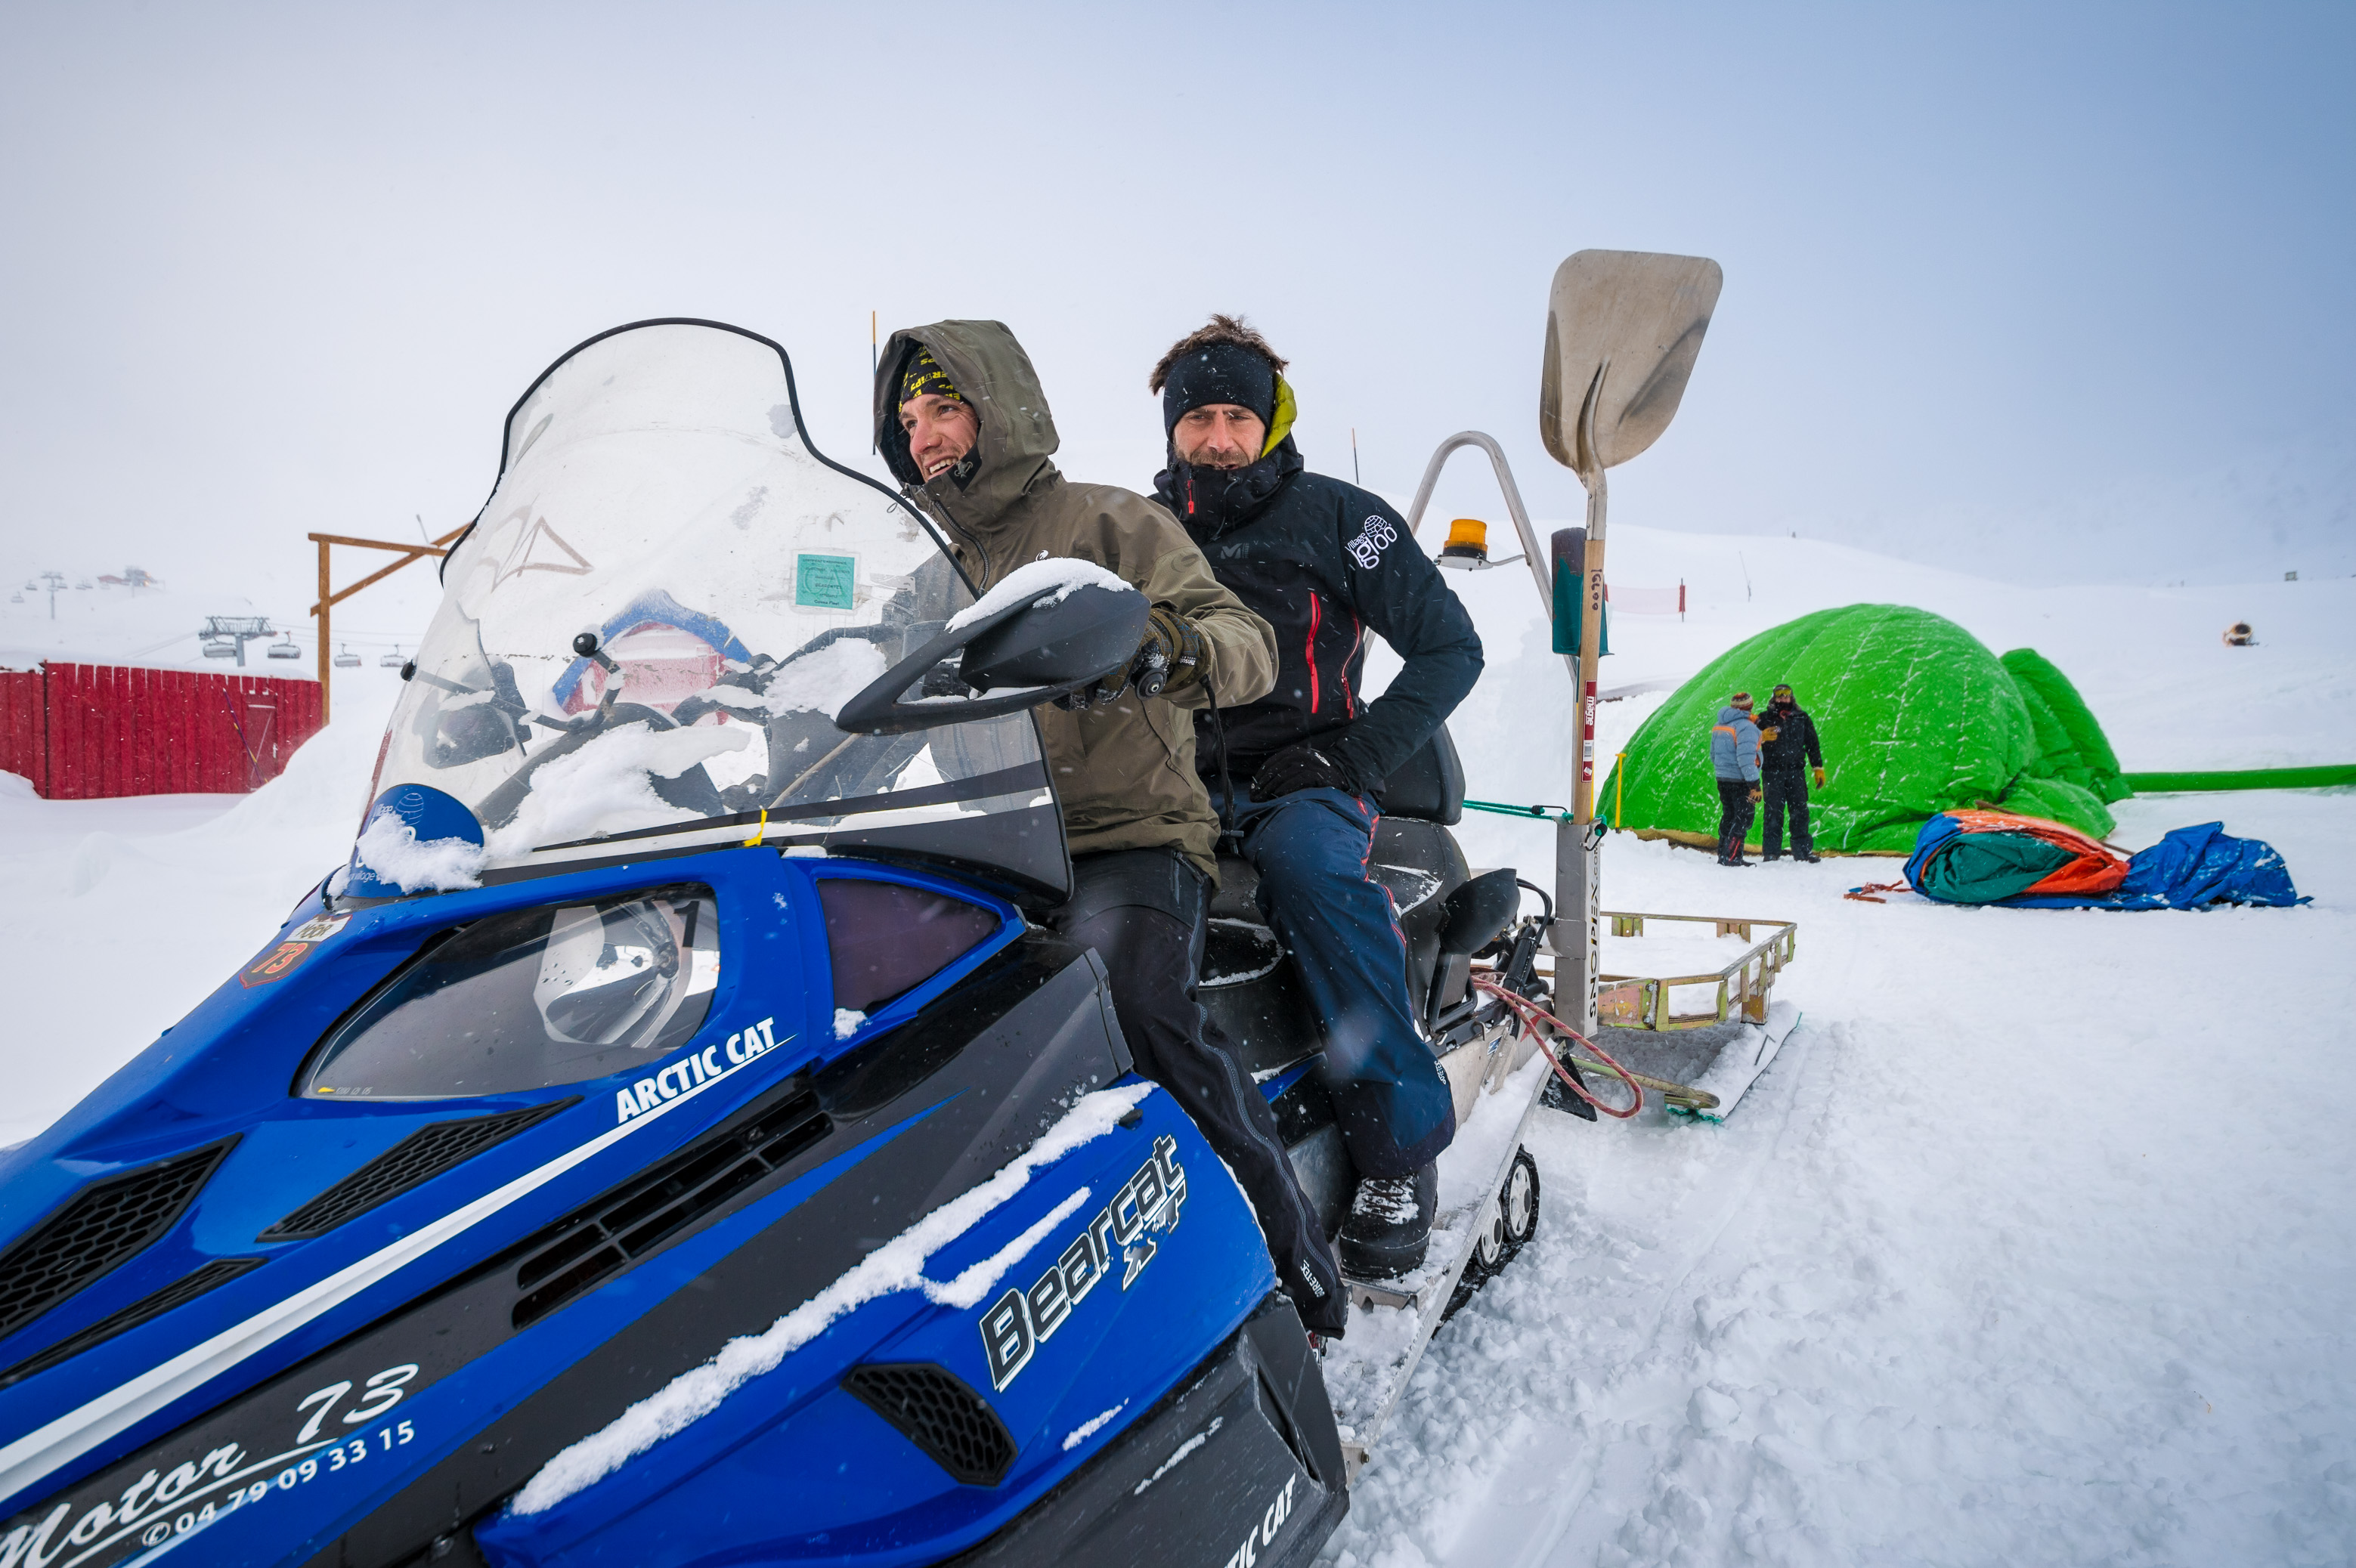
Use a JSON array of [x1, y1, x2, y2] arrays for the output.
[[367, 320, 1060, 895], [303, 886, 719, 1099]]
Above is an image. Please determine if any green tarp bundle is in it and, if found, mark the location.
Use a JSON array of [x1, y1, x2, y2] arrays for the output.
[[1912, 830, 2077, 902], [1597, 604, 2128, 854]]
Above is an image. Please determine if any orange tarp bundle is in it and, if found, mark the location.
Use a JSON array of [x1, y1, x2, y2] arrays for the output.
[[1939, 809, 2129, 897]]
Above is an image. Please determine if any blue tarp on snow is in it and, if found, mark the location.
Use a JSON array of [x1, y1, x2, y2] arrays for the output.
[[2001, 821, 2305, 910]]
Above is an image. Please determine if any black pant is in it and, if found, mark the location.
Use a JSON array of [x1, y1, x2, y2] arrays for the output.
[[1715, 778, 1757, 861], [1054, 849, 1347, 1336], [1762, 769, 1813, 856]]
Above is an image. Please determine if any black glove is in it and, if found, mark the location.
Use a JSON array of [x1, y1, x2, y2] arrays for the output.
[[1252, 739, 1360, 799], [1054, 607, 1206, 710]]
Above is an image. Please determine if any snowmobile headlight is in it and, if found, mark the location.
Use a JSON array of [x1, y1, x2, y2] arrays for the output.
[[302, 886, 720, 1100]]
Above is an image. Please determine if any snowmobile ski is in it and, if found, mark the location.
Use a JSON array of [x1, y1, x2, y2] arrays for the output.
[[1320, 1038, 1554, 1482]]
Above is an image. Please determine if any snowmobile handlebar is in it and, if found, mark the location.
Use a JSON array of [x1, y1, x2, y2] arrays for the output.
[[835, 581, 1150, 735]]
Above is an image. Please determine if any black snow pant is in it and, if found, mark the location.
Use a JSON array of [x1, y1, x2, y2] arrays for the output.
[[1762, 769, 1813, 857], [1054, 849, 1348, 1338], [1714, 778, 1757, 861]]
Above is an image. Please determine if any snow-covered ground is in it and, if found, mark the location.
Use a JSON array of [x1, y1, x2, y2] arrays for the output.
[[1326, 528, 2356, 1566], [1324, 786, 2355, 1567], [1, 527, 2349, 1562]]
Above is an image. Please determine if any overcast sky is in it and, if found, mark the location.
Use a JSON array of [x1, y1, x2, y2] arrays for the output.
[[2, 0, 2349, 634]]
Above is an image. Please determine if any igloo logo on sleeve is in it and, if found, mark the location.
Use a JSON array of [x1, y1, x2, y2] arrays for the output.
[[1346, 515, 1396, 569]]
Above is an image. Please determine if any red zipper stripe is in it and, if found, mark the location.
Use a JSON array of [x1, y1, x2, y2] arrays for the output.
[[1306, 593, 1322, 713]]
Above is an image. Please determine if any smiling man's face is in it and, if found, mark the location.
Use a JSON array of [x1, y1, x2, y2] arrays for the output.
[[899, 391, 978, 481]]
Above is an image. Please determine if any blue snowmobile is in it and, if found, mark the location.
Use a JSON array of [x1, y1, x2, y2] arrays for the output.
[[0, 320, 1562, 1568]]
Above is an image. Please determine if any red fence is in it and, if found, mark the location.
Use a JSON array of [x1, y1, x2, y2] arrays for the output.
[[0, 664, 323, 799]]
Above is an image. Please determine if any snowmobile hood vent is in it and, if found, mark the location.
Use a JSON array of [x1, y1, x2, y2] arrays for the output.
[[509, 1084, 831, 1329], [259, 1100, 577, 1243], [0, 1137, 239, 1347], [842, 1362, 1017, 1486], [0, 1257, 264, 1387]]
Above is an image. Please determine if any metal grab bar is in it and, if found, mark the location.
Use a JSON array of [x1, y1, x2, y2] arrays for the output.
[[1401, 431, 1556, 620]]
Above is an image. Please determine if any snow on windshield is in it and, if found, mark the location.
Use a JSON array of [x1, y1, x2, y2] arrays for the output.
[[361, 323, 1055, 889]]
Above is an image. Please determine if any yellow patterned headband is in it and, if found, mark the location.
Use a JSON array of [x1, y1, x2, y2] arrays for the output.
[[899, 348, 963, 407]]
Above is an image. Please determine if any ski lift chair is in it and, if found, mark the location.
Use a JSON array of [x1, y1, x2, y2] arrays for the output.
[[267, 635, 302, 660], [334, 645, 362, 669], [202, 638, 237, 659], [380, 646, 407, 668]]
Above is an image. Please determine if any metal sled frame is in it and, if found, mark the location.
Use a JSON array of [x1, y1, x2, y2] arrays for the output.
[[1592, 911, 1797, 1030]]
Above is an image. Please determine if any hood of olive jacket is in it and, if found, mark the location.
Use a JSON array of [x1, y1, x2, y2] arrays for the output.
[[874, 320, 1063, 535], [870, 320, 1280, 877]]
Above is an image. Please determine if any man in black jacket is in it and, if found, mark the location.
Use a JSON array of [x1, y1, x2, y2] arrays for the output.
[[1147, 315, 1482, 1279], [1758, 682, 1827, 861]]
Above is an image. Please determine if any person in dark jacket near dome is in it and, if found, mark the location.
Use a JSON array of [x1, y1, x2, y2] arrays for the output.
[[1147, 314, 1480, 1280], [1757, 682, 1826, 861]]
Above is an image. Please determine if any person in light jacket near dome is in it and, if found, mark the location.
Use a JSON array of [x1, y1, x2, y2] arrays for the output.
[[1710, 692, 1763, 867]]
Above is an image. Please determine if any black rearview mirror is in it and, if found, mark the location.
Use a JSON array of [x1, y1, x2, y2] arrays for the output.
[[835, 581, 1149, 735]]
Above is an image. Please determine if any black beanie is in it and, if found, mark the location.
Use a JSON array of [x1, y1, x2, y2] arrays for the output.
[[1161, 343, 1278, 437]]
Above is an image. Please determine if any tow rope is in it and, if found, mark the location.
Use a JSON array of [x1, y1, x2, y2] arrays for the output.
[[1463, 798, 1572, 822], [1472, 976, 1645, 1118]]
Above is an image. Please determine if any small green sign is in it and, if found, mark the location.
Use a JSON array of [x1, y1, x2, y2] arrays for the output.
[[794, 553, 857, 611]]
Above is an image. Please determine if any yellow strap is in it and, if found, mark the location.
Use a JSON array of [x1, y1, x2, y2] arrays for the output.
[[742, 808, 768, 847], [1261, 376, 1298, 457]]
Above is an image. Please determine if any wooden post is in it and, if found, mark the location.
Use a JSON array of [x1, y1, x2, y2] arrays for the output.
[[305, 525, 465, 728], [316, 536, 333, 724]]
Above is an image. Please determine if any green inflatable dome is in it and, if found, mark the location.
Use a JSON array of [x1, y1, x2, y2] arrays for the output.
[[1598, 605, 2128, 854]]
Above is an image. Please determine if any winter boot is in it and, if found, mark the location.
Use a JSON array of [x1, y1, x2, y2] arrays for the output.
[[1338, 1161, 1439, 1280], [1795, 850, 1822, 863]]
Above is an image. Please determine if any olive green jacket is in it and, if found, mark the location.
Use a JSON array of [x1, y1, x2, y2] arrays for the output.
[[874, 320, 1276, 877]]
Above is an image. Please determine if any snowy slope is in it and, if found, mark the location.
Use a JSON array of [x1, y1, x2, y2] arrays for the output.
[[0, 527, 2349, 1563]]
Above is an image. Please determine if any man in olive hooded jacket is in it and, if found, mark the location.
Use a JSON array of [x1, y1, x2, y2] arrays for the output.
[[873, 320, 1347, 1335]]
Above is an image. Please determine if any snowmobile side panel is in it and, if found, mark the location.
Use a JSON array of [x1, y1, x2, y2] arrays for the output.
[[465, 1087, 1281, 1567], [939, 1294, 1345, 1568]]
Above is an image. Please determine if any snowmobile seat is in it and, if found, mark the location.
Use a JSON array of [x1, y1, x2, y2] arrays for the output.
[[1370, 724, 1466, 825], [1426, 868, 1519, 1031], [1199, 725, 1479, 1078]]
